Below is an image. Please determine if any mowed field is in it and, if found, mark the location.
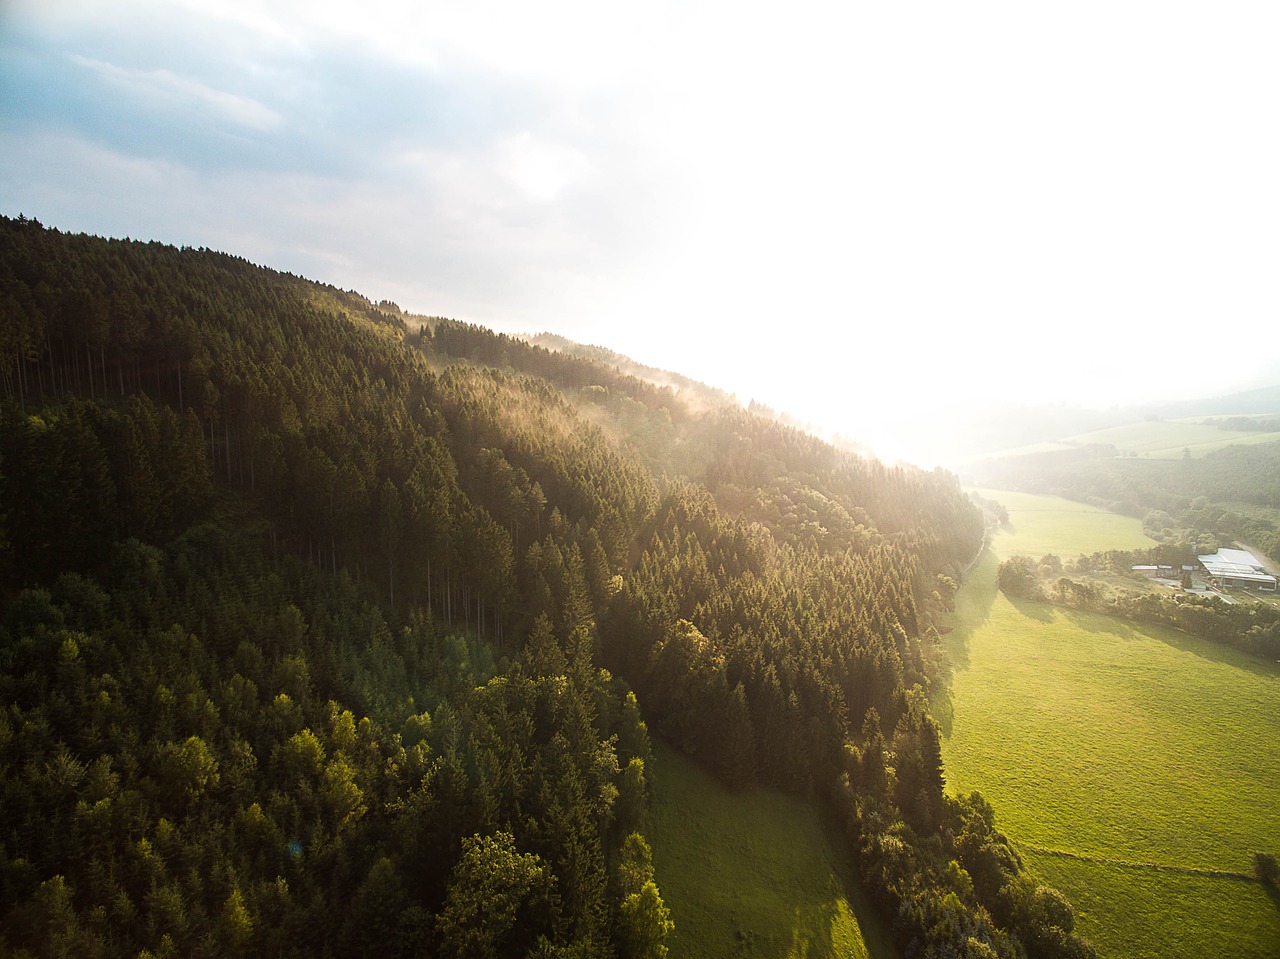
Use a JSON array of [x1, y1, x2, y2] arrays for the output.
[[976, 489, 1162, 558], [647, 740, 897, 959], [945, 491, 1280, 958], [987, 418, 1280, 460]]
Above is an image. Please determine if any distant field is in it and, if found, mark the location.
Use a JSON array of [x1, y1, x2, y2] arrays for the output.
[[1060, 420, 1280, 459], [983, 419, 1280, 461], [945, 491, 1280, 959], [971, 488, 1155, 558], [647, 740, 896, 959]]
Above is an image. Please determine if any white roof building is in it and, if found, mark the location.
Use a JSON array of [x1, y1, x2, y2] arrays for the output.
[[1197, 549, 1277, 590], [1216, 548, 1266, 568]]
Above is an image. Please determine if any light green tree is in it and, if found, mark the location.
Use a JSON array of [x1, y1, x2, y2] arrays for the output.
[[615, 833, 673, 959]]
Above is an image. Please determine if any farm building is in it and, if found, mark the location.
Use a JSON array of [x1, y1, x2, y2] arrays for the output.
[[1131, 564, 1177, 579], [1197, 548, 1278, 592]]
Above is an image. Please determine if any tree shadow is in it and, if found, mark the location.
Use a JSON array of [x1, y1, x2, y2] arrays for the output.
[[1264, 881, 1280, 915], [1057, 608, 1138, 637], [818, 816, 901, 959], [1137, 623, 1280, 681], [943, 550, 1001, 666], [784, 898, 855, 959], [944, 629, 972, 676], [650, 741, 903, 959], [932, 684, 956, 738], [1048, 604, 1280, 680], [1005, 594, 1055, 623], [935, 550, 1000, 735]]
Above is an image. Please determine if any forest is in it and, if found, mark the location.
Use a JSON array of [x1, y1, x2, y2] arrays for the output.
[[0, 215, 1091, 958]]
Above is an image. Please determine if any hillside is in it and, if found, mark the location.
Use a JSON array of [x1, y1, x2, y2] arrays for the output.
[[0, 216, 1088, 958]]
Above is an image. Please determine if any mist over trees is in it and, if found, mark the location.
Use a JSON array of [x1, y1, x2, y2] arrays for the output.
[[0, 216, 1089, 958]]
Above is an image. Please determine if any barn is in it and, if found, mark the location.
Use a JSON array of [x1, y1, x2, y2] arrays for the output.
[[1197, 548, 1278, 592]]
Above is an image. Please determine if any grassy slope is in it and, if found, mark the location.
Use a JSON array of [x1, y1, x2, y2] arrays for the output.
[[945, 491, 1280, 958], [647, 740, 897, 959]]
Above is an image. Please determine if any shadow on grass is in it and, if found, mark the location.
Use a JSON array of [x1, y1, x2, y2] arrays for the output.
[[781, 898, 867, 959], [1143, 624, 1280, 681], [1057, 608, 1139, 638], [650, 740, 902, 959], [944, 550, 1000, 670], [1264, 882, 1280, 915], [821, 816, 901, 959], [1054, 604, 1280, 680], [936, 550, 1000, 736], [993, 584, 1280, 681], [943, 632, 972, 676], [1005, 594, 1055, 623], [932, 684, 956, 738]]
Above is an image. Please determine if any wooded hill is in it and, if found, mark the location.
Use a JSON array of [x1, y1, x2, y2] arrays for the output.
[[0, 215, 1090, 958]]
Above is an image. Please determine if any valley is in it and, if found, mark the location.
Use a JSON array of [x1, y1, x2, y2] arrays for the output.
[[943, 490, 1280, 958], [2, 216, 1278, 957], [7, 4, 1280, 954]]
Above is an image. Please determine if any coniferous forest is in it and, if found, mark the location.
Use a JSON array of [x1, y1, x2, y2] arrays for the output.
[[0, 216, 1093, 958]]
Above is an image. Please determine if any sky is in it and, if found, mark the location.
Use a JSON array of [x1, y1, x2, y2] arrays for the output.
[[3, 0, 1280, 465]]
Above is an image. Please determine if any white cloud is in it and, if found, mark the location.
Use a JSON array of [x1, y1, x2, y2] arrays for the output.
[[69, 54, 281, 131]]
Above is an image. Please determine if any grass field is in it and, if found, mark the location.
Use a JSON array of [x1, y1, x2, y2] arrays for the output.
[[985, 419, 1280, 461], [945, 491, 1280, 958], [1061, 420, 1280, 459], [1020, 851, 1280, 959], [972, 488, 1155, 558], [647, 740, 897, 959]]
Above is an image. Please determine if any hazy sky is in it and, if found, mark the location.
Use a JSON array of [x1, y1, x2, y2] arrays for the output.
[[4, 1, 1280, 463]]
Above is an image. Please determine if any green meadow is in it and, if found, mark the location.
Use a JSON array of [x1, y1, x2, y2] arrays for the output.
[[986, 418, 1280, 461], [1061, 419, 1280, 459], [973, 488, 1155, 558], [647, 740, 896, 959], [945, 491, 1280, 958]]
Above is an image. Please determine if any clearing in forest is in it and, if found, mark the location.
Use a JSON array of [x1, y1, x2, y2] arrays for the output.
[[647, 740, 896, 959]]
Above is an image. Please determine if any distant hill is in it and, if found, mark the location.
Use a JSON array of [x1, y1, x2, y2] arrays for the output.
[[962, 385, 1280, 466], [1149, 383, 1280, 419]]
